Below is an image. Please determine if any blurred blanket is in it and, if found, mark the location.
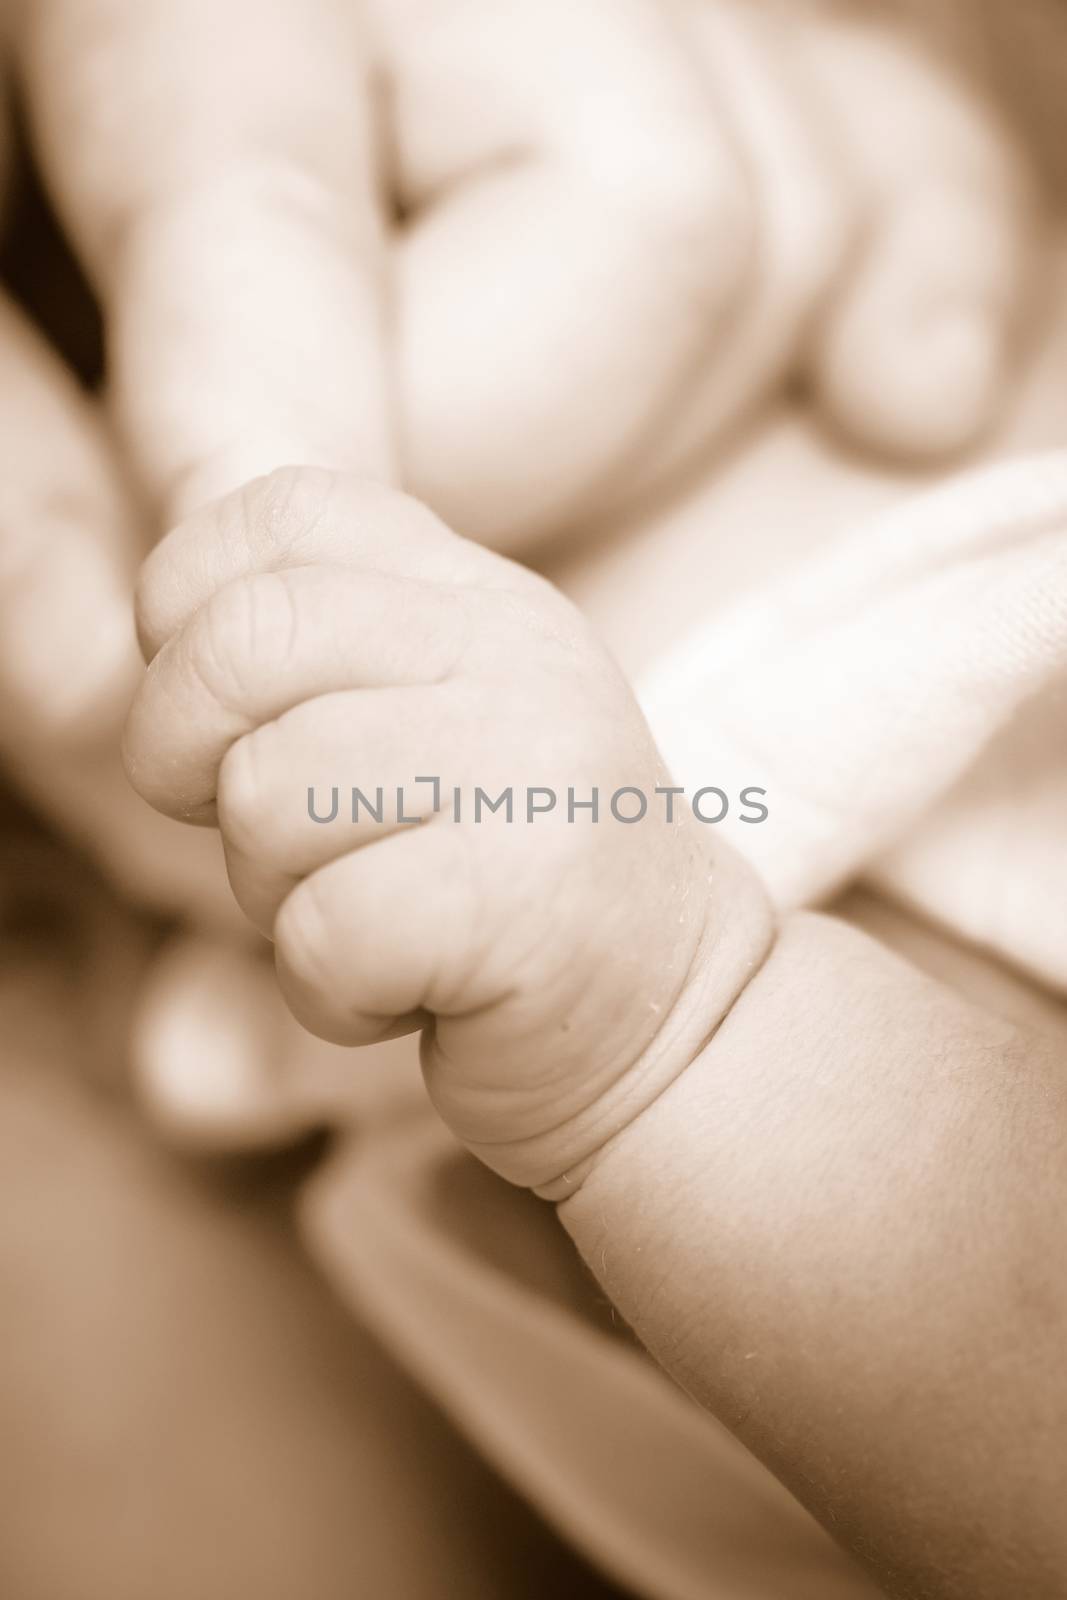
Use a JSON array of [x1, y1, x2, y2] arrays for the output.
[[642, 449, 1067, 991]]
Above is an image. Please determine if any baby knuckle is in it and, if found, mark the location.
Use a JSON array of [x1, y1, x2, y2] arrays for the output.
[[193, 571, 298, 704], [275, 875, 339, 997], [216, 731, 272, 859], [237, 464, 337, 563]]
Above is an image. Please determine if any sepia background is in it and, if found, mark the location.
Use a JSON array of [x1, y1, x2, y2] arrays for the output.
[[1, 3, 1065, 1597]]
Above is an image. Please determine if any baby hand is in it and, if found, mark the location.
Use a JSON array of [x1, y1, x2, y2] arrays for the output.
[[124, 468, 773, 1189]]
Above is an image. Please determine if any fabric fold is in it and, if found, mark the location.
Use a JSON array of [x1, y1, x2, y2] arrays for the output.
[[639, 450, 1067, 988]]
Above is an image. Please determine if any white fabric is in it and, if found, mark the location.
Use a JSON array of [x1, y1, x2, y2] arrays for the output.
[[640, 450, 1067, 990]]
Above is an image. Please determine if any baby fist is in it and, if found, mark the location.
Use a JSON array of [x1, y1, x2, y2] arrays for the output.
[[125, 469, 773, 1190]]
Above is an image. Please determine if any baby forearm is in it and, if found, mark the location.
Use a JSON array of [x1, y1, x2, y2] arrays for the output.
[[559, 911, 1067, 1598]]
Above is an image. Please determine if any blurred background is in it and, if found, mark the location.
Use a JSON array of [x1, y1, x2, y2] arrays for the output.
[[0, 2, 1064, 1597]]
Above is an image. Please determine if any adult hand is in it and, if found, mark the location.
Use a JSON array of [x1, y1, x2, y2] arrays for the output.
[[13, 0, 1041, 548], [0, 0, 1041, 1140]]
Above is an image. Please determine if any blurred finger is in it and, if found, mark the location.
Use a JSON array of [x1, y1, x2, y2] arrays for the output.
[[132, 932, 425, 1148], [15, 0, 392, 521], [130, 935, 319, 1148], [0, 289, 138, 744], [0, 292, 252, 930], [599, 0, 852, 514], [369, 0, 753, 547], [7, 732, 248, 929], [798, 11, 1039, 460]]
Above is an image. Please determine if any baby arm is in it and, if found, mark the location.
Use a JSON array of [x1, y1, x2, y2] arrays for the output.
[[125, 467, 1067, 1598], [560, 914, 1067, 1600]]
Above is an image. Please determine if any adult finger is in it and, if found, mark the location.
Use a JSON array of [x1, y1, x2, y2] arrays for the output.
[[14, 0, 392, 522], [8, 729, 247, 929], [595, 0, 850, 514], [0, 282, 248, 928], [0, 289, 138, 744], [367, 0, 754, 547], [131, 933, 425, 1148], [797, 10, 1039, 461], [130, 936, 322, 1149], [0, 280, 253, 932]]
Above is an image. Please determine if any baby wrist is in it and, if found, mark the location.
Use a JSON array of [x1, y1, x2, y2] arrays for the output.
[[532, 840, 776, 1203]]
